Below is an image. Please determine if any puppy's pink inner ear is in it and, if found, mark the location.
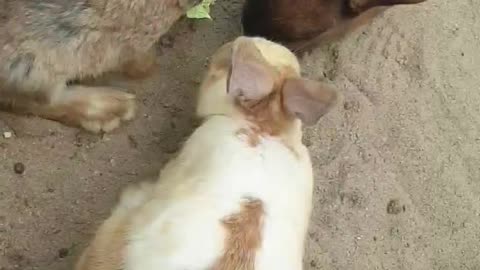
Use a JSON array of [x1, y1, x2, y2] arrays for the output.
[[227, 39, 275, 101], [228, 61, 275, 101], [282, 78, 337, 125]]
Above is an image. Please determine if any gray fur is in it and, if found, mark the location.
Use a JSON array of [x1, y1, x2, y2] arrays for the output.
[[8, 53, 35, 82]]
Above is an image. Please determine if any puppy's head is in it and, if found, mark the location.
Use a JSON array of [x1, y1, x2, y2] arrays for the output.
[[197, 37, 337, 135]]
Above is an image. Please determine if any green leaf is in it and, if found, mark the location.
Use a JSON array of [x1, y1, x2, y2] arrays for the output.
[[186, 0, 215, 19]]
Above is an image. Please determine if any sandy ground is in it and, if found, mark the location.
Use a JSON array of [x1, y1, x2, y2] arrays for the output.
[[1, 0, 479, 269]]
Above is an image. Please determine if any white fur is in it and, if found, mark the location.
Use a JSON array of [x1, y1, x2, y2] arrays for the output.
[[123, 115, 313, 270], [84, 37, 314, 270]]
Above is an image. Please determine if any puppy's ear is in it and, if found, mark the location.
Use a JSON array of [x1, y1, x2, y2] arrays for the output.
[[227, 37, 276, 102], [350, 0, 426, 13], [282, 78, 337, 125]]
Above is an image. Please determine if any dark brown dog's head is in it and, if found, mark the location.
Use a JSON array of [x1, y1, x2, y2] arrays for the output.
[[241, 0, 427, 53]]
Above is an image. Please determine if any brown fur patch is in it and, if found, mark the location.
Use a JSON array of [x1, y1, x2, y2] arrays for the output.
[[233, 66, 298, 147], [238, 88, 291, 136], [235, 128, 261, 147], [212, 199, 264, 270], [74, 223, 127, 270]]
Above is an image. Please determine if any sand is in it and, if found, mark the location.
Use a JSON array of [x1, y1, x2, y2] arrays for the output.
[[0, 0, 479, 269]]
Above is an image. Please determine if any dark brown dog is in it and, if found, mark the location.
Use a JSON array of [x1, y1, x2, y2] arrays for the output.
[[241, 0, 427, 53]]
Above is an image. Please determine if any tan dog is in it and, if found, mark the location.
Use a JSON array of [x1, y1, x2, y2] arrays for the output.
[[74, 36, 337, 270], [241, 0, 427, 53], [0, 0, 199, 133]]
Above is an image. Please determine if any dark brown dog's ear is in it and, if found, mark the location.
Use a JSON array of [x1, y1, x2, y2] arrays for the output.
[[227, 37, 276, 102], [282, 78, 337, 126], [350, 0, 427, 13]]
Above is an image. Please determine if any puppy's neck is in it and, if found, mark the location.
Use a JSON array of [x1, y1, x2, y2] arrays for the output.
[[231, 91, 304, 155]]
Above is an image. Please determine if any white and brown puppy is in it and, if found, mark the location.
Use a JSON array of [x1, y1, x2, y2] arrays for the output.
[[74, 36, 338, 270]]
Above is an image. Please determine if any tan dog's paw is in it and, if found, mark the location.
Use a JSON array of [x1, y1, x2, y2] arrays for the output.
[[78, 91, 135, 133], [46, 86, 136, 133]]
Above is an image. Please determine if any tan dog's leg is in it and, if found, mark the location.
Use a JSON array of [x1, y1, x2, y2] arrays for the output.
[[1, 84, 135, 133], [120, 47, 158, 79], [40, 86, 136, 133]]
